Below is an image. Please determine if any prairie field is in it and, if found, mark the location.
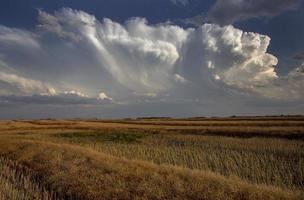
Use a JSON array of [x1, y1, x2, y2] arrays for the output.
[[0, 117, 303, 200]]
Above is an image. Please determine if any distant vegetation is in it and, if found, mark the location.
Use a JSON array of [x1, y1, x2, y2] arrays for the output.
[[0, 117, 303, 199]]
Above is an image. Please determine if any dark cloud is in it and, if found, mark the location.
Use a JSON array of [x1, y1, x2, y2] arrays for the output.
[[0, 93, 112, 106], [293, 52, 304, 60], [206, 0, 302, 25], [183, 13, 205, 27]]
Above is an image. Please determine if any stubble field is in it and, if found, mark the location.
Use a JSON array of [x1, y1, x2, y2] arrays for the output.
[[0, 117, 303, 200]]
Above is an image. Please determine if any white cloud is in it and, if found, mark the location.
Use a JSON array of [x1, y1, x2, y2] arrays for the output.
[[174, 74, 188, 83], [0, 60, 58, 96], [176, 23, 280, 97], [213, 74, 221, 81], [98, 92, 113, 101], [0, 71, 46, 94], [37, 9, 190, 93], [37, 9, 80, 40], [63, 90, 88, 98], [46, 88, 57, 96], [0, 8, 303, 109], [199, 24, 279, 88], [0, 25, 40, 49]]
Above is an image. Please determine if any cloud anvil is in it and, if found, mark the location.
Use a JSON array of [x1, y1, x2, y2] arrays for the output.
[[0, 0, 303, 118]]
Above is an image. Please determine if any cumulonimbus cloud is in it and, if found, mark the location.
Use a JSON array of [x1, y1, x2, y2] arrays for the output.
[[0, 8, 303, 107], [38, 9, 188, 93]]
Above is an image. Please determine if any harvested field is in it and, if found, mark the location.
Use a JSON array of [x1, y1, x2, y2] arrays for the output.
[[0, 117, 303, 199]]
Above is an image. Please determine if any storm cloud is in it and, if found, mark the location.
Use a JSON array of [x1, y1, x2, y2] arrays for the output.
[[0, 8, 303, 114]]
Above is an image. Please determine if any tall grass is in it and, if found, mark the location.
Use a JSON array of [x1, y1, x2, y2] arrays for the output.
[[58, 130, 304, 190], [0, 158, 61, 200], [0, 119, 303, 199], [0, 139, 302, 200]]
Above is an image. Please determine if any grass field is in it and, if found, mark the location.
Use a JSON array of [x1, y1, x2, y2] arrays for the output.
[[0, 117, 303, 199]]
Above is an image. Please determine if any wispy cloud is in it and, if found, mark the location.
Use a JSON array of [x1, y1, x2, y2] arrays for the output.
[[170, 0, 189, 6], [206, 0, 302, 25], [0, 25, 40, 48]]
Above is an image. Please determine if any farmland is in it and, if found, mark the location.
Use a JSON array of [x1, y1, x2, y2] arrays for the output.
[[0, 117, 303, 200]]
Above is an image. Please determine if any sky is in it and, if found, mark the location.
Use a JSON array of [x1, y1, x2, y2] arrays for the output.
[[0, 0, 304, 119]]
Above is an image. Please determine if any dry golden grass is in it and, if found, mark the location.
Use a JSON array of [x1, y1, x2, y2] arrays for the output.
[[0, 158, 60, 200], [1, 118, 304, 137], [0, 139, 302, 200], [58, 130, 303, 190], [0, 117, 303, 200]]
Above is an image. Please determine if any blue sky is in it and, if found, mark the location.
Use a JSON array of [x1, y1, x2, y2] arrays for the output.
[[0, 0, 213, 28], [0, 0, 303, 119]]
